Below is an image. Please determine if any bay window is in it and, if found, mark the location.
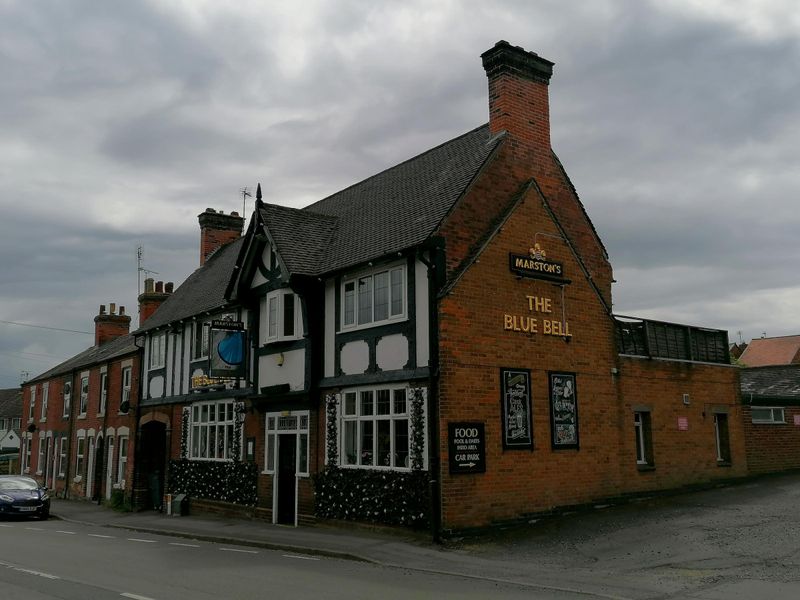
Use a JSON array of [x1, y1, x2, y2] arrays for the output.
[[342, 265, 405, 329], [264, 290, 302, 342]]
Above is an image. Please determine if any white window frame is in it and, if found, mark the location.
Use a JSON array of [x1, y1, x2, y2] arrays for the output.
[[22, 434, 31, 473], [58, 437, 67, 477], [29, 385, 36, 422], [117, 435, 128, 486], [98, 371, 108, 416], [120, 367, 132, 413], [63, 380, 72, 418], [264, 290, 303, 343], [149, 331, 166, 369], [751, 407, 785, 424], [13, 417, 21, 429], [341, 263, 406, 331], [40, 382, 49, 421], [188, 400, 239, 461], [193, 320, 210, 360], [339, 385, 422, 471], [75, 434, 86, 482], [714, 413, 731, 463], [36, 433, 45, 475], [264, 411, 310, 477], [634, 411, 653, 466], [79, 373, 89, 417]]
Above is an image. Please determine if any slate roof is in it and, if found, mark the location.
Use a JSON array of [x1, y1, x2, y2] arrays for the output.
[[134, 237, 245, 334], [259, 124, 503, 276], [26, 334, 138, 384], [0, 388, 22, 419], [740, 365, 800, 401], [739, 335, 800, 367]]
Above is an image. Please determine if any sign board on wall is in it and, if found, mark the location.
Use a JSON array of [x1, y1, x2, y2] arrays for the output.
[[508, 242, 567, 283], [549, 372, 579, 449], [794, 414, 800, 426], [677, 417, 689, 431], [448, 422, 486, 474], [209, 320, 247, 378], [500, 368, 533, 449]]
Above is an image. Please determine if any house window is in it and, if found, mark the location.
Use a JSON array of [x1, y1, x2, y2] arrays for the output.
[[40, 383, 49, 421], [58, 438, 67, 476], [36, 436, 45, 474], [120, 367, 132, 413], [751, 407, 785, 424], [342, 264, 405, 329], [189, 400, 238, 460], [264, 290, 302, 342], [13, 417, 21, 430], [99, 373, 108, 415], [340, 386, 418, 470], [193, 321, 210, 360], [634, 411, 653, 467], [63, 380, 72, 418], [0, 418, 5, 430], [150, 331, 166, 368], [75, 436, 86, 480], [29, 386, 36, 421], [79, 375, 89, 417], [117, 436, 128, 485], [714, 413, 731, 463], [264, 412, 310, 476]]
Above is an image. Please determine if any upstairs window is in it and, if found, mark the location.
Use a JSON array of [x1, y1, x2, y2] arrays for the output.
[[40, 383, 49, 421], [29, 386, 36, 421], [265, 291, 302, 343], [120, 367, 132, 413], [149, 331, 166, 369], [193, 320, 210, 360], [62, 380, 72, 418], [342, 265, 405, 330], [98, 373, 108, 415], [79, 375, 89, 417]]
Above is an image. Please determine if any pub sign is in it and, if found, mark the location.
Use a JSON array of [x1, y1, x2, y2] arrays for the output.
[[209, 320, 247, 378], [448, 422, 486, 474], [500, 368, 533, 449]]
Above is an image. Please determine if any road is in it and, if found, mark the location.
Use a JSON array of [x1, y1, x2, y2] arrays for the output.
[[0, 518, 592, 600]]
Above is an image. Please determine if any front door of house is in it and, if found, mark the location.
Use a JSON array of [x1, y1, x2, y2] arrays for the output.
[[276, 434, 296, 525]]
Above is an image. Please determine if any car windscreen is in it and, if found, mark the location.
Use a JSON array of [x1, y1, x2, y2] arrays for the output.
[[0, 478, 39, 491]]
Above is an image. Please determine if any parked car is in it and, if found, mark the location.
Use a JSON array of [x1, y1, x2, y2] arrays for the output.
[[0, 475, 50, 519]]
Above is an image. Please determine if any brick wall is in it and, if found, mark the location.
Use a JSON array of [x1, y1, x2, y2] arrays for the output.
[[742, 405, 800, 473]]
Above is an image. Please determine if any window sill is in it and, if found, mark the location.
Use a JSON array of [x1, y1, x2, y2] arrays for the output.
[[339, 316, 408, 335], [636, 464, 656, 472], [77, 414, 86, 420], [717, 460, 732, 468]]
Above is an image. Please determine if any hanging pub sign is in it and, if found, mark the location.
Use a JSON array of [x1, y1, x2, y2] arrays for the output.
[[448, 422, 486, 474], [509, 242, 567, 283], [209, 320, 247, 378], [500, 368, 533, 449], [549, 372, 579, 449]]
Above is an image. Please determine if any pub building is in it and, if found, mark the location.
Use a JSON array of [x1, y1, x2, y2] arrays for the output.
[[134, 41, 743, 535]]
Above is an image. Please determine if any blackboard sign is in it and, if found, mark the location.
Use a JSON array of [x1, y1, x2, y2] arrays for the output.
[[448, 422, 486, 474], [549, 372, 579, 449], [500, 368, 533, 449]]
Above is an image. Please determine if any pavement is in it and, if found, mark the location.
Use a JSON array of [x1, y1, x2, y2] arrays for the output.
[[49, 471, 800, 600]]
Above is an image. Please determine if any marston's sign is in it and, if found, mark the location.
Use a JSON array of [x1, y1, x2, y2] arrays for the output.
[[509, 242, 565, 282], [448, 422, 486, 474]]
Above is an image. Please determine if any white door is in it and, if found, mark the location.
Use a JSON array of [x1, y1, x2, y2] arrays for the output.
[[86, 436, 96, 498], [105, 437, 115, 500]]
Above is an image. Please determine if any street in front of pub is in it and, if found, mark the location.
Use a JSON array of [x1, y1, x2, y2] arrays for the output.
[[2, 472, 799, 600]]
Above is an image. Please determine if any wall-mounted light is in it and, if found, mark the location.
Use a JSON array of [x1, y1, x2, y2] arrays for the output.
[[275, 352, 284, 367]]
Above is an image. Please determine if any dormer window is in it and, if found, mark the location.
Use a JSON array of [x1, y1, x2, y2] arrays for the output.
[[264, 290, 302, 343], [342, 264, 405, 330]]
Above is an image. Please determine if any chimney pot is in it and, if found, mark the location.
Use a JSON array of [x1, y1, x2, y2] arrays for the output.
[[110, 302, 116, 315], [155, 281, 164, 293], [99, 304, 106, 315], [120, 306, 125, 316], [165, 282, 174, 294], [145, 278, 154, 293]]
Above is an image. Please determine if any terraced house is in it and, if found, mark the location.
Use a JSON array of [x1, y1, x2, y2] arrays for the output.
[[131, 41, 744, 535]]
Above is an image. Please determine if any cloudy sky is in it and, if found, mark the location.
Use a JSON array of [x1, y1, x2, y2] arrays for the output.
[[1, 0, 798, 387]]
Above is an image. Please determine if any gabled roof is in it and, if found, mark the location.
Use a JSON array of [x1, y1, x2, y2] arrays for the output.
[[258, 204, 337, 276], [740, 365, 800, 401], [261, 124, 502, 276], [25, 334, 138, 384], [739, 335, 800, 367], [0, 388, 22, 419], [134, 237, 245, 334]]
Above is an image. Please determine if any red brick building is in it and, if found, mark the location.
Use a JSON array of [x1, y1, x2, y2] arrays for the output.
[[19, 304, 141, 503]]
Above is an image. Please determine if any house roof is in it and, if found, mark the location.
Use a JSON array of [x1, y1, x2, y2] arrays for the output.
[[134, 237, 245, 334], [740, 365, 800, 401], [258, 124, 503, 276], [26, 334, 138, 384], [739, 335, 800, 367], [0, 388, 22, 419]]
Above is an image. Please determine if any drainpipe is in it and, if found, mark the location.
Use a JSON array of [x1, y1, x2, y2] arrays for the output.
[[419, 238, 444, 544]]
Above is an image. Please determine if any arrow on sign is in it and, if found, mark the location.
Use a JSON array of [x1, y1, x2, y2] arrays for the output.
[[459, 462, 476, 468]]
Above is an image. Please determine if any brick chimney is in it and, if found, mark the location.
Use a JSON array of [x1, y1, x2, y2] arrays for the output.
[[199, 208, 244, 266], [94, 303, 131, 346], [138, 278, 174, 325], [482, 40, 554, 174]]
